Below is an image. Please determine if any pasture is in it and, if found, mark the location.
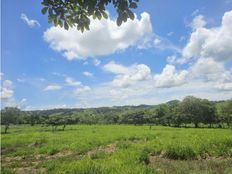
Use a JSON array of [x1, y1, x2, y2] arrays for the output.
[[1, 125, 232, 174]]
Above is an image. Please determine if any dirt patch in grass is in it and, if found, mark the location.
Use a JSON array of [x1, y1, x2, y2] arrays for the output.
[[149, 155, 232, 174], [15, 167, 46, 174], [2, 143, 117, 174], [36, 150, 74, 160], [87, 143, 117, 157], [150, 150, 231, 161], [2, 150, 76, 174], [1, 147, 17, 155], [150, 154, 231, 162], [2, 150, 74, 163]]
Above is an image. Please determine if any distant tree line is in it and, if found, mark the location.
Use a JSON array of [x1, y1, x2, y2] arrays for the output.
[[1, 96, 232, 133]]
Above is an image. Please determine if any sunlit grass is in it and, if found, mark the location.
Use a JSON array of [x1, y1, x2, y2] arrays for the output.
[[1, 125, 232, 174]]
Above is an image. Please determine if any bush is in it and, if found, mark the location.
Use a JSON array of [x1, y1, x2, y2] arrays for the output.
[[165, 145, 196, 160]]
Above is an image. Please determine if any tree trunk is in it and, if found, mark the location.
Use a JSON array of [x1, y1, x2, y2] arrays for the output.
[[194, 123, 198, 128], [62, 124, 66, 131], [4, 125, 9, 134]]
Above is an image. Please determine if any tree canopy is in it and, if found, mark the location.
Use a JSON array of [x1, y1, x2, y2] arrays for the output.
[[1, 107, 21, 133], [1, 97, 232, 133], [41, 0, 140, 32]]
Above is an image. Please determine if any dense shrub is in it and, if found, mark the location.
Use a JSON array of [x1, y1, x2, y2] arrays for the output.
[[165, 145, 197, 160]]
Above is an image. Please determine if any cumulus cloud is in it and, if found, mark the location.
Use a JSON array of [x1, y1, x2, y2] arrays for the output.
[[0, 77, 30, 109], [154, 65, 188, 88], [44, 85, 62, 91], [215, 82, 232, 91], [103, 61, 130, 74], [83, 71, 93, 77], [65, 77, 82, 86], [103, 61, 151, 88], [74, 86, 91, 95], [154, 38, 161, 45], [43, 12, 152, 60], [163, 10, 232, 92], [177, 10, 232, 91], [20, 13, 40, 28], [190, 58, 225, 80], [0, 80, 14, 99], [183, 10, 232, 62], [190, 15, 206, 30]]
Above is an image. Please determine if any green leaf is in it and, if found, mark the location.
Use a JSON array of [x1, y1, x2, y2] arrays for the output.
[[81, 26, 84, 33], [95, 11, 102, 20], [93, 13, 97, 20], [41, 7, 48, 15], [48, 8, 53, 16], [122, 12, 127, 22], [117, 17, 122, 26], [58, 19, 63, 28], [54, 18, 59, 26], [102, 11, 108, 19], [84, 23, 90, 30], [128, 10, 135, 20], [48, 15, 55, 23], [129, 2, 137, 8], [64, 21, 69, 30]]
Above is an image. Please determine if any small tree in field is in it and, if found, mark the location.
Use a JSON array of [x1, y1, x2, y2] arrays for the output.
[[1, 107, 21, 134], [46, 114, 67, 131]]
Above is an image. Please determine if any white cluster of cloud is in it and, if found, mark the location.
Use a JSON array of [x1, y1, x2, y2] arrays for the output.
[[43, 75, 91, 98], [103, 61, 151, 88], [83, 71, 93, 77], [1, 80, 14, 99], [44, 84, 62, 91], [183, 11, 232, 62], [8, 10, 232, 109], [74, 86, 91, 95], [165, 10, 232, 90], [54, 8, 232, 105], [190, 15, 206, 30], [65, 77, 82, 86], [21, 13, 40, 28], [43, 12, 152, 60], [0, 74, 28, 109], [154, 65, 188, 88], [99, 10, 232, 95]]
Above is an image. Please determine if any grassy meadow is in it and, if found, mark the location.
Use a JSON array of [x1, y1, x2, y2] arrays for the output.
[[1, 125, 232, 174]]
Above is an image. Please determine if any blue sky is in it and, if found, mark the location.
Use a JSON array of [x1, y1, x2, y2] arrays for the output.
[[1, 0, 232, 110]]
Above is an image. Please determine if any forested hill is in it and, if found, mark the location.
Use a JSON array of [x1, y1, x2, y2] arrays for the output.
[[1, 97, 231, 130]]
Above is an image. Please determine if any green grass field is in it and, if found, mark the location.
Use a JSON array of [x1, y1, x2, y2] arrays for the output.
[[1, 125, 232, 174]]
